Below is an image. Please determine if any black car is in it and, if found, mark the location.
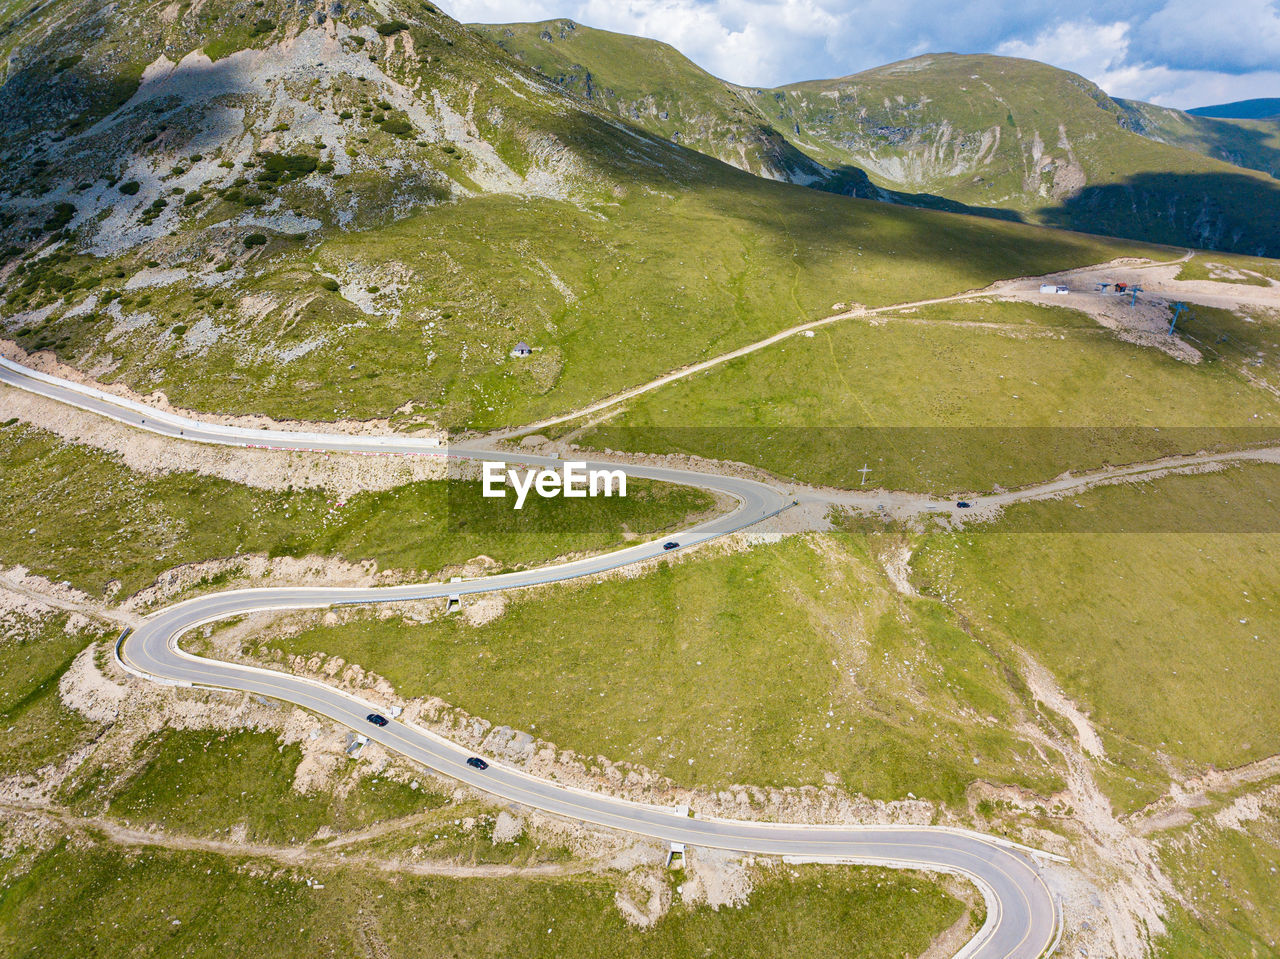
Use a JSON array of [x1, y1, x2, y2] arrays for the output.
[[663, 541, 679, 550], [466, 756, 489, 770], [956, 501, 972, 509], [366, 713, 389, 727]]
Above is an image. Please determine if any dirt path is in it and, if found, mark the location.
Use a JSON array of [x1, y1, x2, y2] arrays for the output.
[[0, 567, 136, 626], [1, 798, 582, 879], [482, 252, 1211, 441], [1128, 752, 1280, 835]]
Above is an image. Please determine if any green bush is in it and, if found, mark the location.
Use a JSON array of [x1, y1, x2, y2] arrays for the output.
[[381, 117, 412, 136], [243, 233, 267, 248], [258, 152, 318, 179], [251, 18, 274, 35], [44, 203, 75, 231], [118, 181, 141, 195], [375, 20, 408, 35], [320, 278, 340, 292]]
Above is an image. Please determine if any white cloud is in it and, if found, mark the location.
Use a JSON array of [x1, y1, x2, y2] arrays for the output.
[[1133, 0, 1280, 74], [996, 19, 1132, 82], [447, 0, 852, 86], [996, 13, 1280, 105]]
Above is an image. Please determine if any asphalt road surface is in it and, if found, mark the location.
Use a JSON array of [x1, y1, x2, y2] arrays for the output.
[[1, 356, 1062, 958]]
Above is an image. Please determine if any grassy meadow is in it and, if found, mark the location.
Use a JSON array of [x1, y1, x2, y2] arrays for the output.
[[0, 421, 711, 597], [0, 610, 108, 777], [582, 303, 1280, 491], [913, 463, 1280, 811], [266, 530, 1064, 805], [0, 840, 967, 959], [6, 181, 1155, 432]]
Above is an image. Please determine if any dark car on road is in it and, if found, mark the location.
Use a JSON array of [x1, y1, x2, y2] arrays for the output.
[[466, 756, 489, 770], [956, 501, 972, 508], [663, 541, 679, 550], [366, 713, 389, 727]]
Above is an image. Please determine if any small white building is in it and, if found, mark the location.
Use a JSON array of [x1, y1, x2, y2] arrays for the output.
[[511, 341, 533, 358]]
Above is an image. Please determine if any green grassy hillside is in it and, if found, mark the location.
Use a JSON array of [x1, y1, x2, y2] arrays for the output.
[[1118, 99, 1280, 180], [914, 463, 1280, 811], [269, 528, 1067, 804], [0, 421, 710, 597], [773, 55, 1280, 254], [478, 23, 1280, 257], [0, 1, 1154, 430], [0, 841, 966, 959], [580, 301, 1280, 491], [473, 19, 856, 191]]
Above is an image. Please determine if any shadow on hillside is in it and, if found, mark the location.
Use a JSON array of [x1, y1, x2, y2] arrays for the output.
[[1037, 170, 1280, 258], [1118, 99, 1280, 181], [1185, 117, 1280, 179], [545, 108, 1120, 291], [810, 165, 1027, 223]]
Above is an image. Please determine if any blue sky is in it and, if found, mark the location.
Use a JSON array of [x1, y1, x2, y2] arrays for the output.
[[441, 0, 1280, 108]]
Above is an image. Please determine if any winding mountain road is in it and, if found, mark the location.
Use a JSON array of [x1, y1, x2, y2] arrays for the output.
[[0, 355, 1063, 958]]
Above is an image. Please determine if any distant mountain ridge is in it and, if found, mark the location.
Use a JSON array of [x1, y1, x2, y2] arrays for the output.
[[476, 20, 1280, 257], [1189, 98, 1280, 120]]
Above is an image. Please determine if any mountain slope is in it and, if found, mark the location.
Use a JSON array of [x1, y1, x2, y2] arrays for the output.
[[472, 18, 867, 193], [1189, 98, 1280, 120], [0, 1, 1150, 431], [772, 54, 1280, 254], [1116, 99, 1280, 180], [478, 22, 1280, 257]]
